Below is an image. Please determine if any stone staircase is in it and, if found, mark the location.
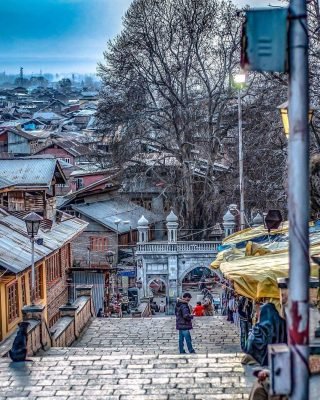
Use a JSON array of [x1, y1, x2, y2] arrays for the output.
[[0, 316, 254, 399]]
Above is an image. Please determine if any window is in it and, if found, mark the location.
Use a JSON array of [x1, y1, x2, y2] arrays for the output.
[[7, 281, 19, 323], [21, 275, 27, 306], [46, 253, 61, 283], [90, 236, 108, 251], [75, 178, 84, 190], [131, 197, 152, 210], [58, 157, 71, 164]]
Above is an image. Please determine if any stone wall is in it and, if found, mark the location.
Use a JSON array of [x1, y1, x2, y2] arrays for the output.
[[0, 286, 94, 358]]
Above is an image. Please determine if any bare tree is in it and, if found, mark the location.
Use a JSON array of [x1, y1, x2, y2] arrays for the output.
[[97, 0, 320, 233], [98, 0, 241, 233]]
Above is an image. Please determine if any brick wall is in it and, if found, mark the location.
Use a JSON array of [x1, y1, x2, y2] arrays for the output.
[[71, 229, 117, 267]]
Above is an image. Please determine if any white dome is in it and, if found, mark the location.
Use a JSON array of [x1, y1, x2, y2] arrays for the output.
[[223, 209, 235, 222], [166, 210, 178, 223], [138, 215, 149, 226], [252, 212, 263, 226]]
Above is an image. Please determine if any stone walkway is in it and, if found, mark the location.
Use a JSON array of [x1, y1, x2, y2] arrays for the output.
[[0, 316, 254, 399]]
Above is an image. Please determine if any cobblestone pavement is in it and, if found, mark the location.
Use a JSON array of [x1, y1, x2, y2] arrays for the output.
[[0, 316, 254, 399], [2, 313, 319, 399]]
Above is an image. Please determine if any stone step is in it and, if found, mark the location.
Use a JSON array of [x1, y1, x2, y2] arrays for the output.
[[0, 352, 253, 399], [71, 316, 241, 355]]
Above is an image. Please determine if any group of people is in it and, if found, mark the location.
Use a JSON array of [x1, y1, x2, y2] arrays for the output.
[[221, 281, 288, 400], [175, 284, 288, 399]]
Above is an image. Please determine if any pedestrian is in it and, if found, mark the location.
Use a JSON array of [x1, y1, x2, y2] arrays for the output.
[[159, 300, 166, 313], [193, 301, 205, 316], [199, 277, 206, 291], [246, 302, 287, 366], [203, 297, 214, 316], [238, 296, 253, 351], [175, 292, 196, 354]]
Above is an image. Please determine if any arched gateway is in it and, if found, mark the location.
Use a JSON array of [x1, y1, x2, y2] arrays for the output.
[[136, 210, 226, 313]]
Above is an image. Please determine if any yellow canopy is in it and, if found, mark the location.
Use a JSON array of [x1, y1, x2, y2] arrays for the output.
[[220, 250, 319, 300], [211, 222, 320, 301]]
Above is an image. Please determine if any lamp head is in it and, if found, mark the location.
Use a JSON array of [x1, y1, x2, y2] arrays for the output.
[[264, 210, 283, 232], [23, 212, 43, 238], [232, 73, 247, 89], [278, 100, 314, 138]]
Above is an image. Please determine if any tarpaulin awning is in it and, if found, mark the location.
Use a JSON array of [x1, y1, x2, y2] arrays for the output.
[[211, 221, 320, 300]]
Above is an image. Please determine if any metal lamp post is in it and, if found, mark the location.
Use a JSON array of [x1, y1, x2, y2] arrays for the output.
[[286, 1, 310, 397], [23, 212, 43, 305], [233, 73, 246, 230]]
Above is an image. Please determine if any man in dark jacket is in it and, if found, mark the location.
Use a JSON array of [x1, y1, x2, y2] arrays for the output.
[[175, 292, 196, 354]]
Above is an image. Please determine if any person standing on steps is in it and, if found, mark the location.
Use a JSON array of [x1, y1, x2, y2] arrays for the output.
[[175, 292, 196, 354]]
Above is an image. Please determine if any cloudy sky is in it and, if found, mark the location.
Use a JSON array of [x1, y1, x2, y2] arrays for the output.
[[0, 0, 280, 75]]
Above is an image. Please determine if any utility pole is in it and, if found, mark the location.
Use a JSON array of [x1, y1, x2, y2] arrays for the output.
[[238, 88, 245, 230], [287, 1, 310, 399]]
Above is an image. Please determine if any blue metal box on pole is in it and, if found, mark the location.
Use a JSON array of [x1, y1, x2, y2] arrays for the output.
[[241, 8, 288, 72]]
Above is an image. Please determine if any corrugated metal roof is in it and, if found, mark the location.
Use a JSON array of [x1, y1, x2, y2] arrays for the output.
[[0, 209, 88, 273], [0, 177, 14, 190], [33, 112, 63, 120], [72, 199, 163, 233], [72, 271, 104, 314], [0, 158, 59, 187]]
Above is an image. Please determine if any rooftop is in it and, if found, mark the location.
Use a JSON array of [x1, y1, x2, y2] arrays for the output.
[[0, 208, 88, 273], [0, 158, 66, 188], [72, 199, 163, 233]]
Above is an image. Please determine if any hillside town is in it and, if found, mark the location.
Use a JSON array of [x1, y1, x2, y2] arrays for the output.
[[0, 0, 320, 399]]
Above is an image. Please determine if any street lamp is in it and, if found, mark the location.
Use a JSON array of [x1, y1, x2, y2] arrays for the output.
[[278, 100, 314, 137], [23, 212, 43, 305], [233, 72, 246, 230]]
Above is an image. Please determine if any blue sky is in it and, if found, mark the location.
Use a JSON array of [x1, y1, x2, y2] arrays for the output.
[[0, 0, 278, 75]]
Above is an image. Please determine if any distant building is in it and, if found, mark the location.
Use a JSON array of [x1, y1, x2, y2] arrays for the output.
[[0, 158, 66, 219], [34, 138, 92, 166]]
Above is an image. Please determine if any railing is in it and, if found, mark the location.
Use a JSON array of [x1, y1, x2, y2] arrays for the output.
[[136, 241, 220, 254]]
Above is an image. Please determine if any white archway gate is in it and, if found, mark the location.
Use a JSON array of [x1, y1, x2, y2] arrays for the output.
[[136, 243, 219, 313]]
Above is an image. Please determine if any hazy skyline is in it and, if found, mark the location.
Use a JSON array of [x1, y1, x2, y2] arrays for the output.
[[0, 0, 280, 75]]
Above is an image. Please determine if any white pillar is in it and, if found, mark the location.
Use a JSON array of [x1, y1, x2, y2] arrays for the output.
[[137, 215, 149, 243], [223, 207, 236, 237], [166, 209, 178, 243]]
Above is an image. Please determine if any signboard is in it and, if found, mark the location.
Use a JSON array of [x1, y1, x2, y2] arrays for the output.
[[118, 270, 136, 277], [241, 8, 288, 72]]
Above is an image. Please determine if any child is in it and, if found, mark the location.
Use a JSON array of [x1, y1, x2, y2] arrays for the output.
[[193, 301, 205, 316]]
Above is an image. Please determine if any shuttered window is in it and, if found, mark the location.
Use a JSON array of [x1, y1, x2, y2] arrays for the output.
[[7, 281, 19, 323], [90, 237, 108, 251], [21, 275, 27, 306]]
